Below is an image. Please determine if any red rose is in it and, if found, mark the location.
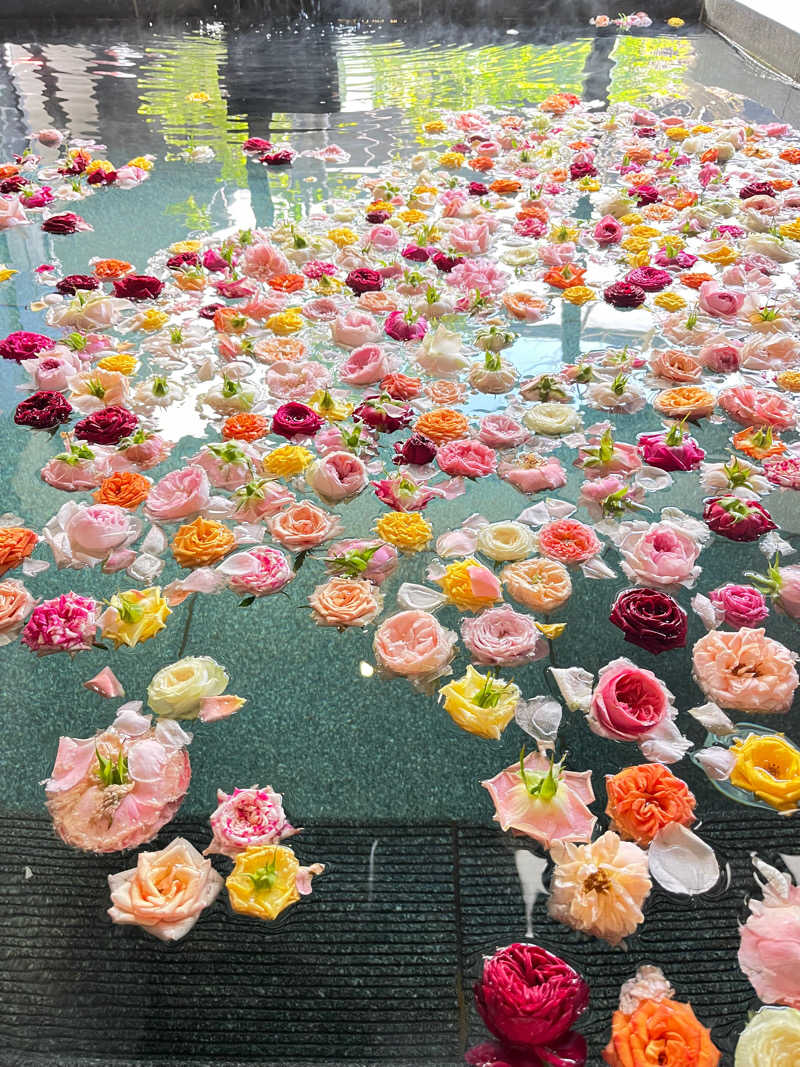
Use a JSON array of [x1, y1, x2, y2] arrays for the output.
[[569, 160, 596, 180], [271, 402, 323, 439], [609, 587, 688, 654], [0, 175, 28, 193], [14, 390, 73, 429], [603, 281, 646, 308], [243, 137, 272, 153], [166, 251, 201, 270], [74, 405, 138, 445], [474, 943, 589, 1062], [365, 210, 391, 223], [56, 274, 99, 296], [0, 331, 55, 362], [740, 181, 775, 199], [345, 268, 384, 295], [629, 183, 660, 205], [401, 244, 431, 262], [259, 150, 293, 166], [393, 433, 437, 466], [468, 181, 489, 196], [112, 274, 164, 301], [432, 251, 464, 272], [42, 212, 84, 234], [703, 496, 776, 542], [87, 168, 117, 185]]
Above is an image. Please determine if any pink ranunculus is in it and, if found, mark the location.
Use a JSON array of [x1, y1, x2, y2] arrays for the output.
[[339, 344, 392, 385], [21, 592, 98, 655], [436, 438, 497, 478], [478, 413, 530, 450], [461, 605, 546, 667], [708, 584, 769, 628], [145, 465, 211, 523], [267, 359, 331, 400], [205, 785, 297, 858], [698, 280, 745, 318], [330, 309, 381, 348], [618, 519, 702, 588], [44, 501, 136, 569], [216, 546, 294, 596], [306, 451, 368, 501], [241, 240, 291, 281], [739, 859, 800, 1009], [373, 609, 457, 678], [499, 456, 567, 493], [590, 658, 671, 741]]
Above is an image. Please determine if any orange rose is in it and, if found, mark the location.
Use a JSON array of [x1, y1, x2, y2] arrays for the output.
[[93, 258, 133, 280], [679, 271, 714, 290], [0, 164, 19, 179], [268, 273, 305, 293], [469, 155, 495, 172], [544, 264, 586, 290], [213, 307, 249, 334], [308, 576, 383, 628], [648, 348, 702, 383], [173, 271, 206, 292], [780, 148, 800, 164], [489, 178, 521, 195], [252, 337, 307, 364], [171, 517, 235, 568], [414, 408, 470, 444], [221, 413, 269, 442], [358, 290, 399, 314], [380, 372, 422, 400], [516, 202, 549, 222], [502, 292, 548, 321], [605, 764, 696, 847], [603, 999, 720, 1067], [94, 471, 151, 509], [0, 527, 38, 576], [653, 386, 715, 420], [732, 426, 786, 460]]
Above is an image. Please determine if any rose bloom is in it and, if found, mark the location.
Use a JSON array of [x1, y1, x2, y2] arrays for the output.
[[147, 655, 230, 719], [604, 997, 719, 1067], [373, 609, 457, 677], [478, 413, 529, 449], [426, 378, 467, 406], [502, 557, 572, 613], [709, 583, 768, 628], [145, 465, 211, 523], [339, 344, 392, 385], [21, 592, 97, 655], [268, 501, 343, 552], [114, 430, 173, 471], [94, 471, 151, 509], [474, 943, 589, 1060], [693, 628, 798, 713], [100, 587, 170, 648], [523, 401, 581, 436], [42, 448, 113, 491], [172, 517, 235, 568], [590, 658, 671, 741], [0, 578, 36, 640], [325, 539, 398, 586], [549, 831, 651, 946], [216, 546, 293, 596], [609, 587, 688, 654], [74, 405, 138, 445], [330, 309, 381, 347], [436, 438, 497, 478], [636, 430, 705, 471], [718, 385, 796, 430], [305, 451, 368, 502], [605, 763, 696, 847], [309, 576, 383, 628], [44, 501, 135, 569], [653, 386, 715, 421], [499, 454, 567, 493], [648, 347, 702, 382], [226, 843, 324, 921], [698, 279, 745, 317], [108, 837, 222, 942], [0, 526, 38, 576], [735, 1006, 800, 1066], [699, 338, 741, 373], [68, 368, 129, 413], [190, 442, 259, 490], [765, 455, 800, 489], [476, 521, 536, 563], [618, 519, 702, 588], [576, 436, 643, 479], [461, 605, 546, 667], [206, 785, 297, 859], [739, 859, 800, 1010], [538, 519, 600, 564], [729, 734, 800, 813]]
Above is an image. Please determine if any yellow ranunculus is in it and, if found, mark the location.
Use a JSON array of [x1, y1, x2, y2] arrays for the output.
[[700, 243, 738, 264], [101, 587, 171, 649], [325, 227, 358, 247], [730, 733, 800, 812], [437, 558, 502, 613], [779, 219, 800, 241], [97, 352, 137, 375], [665, 126, 689, 141], [374, 512, 432, 553], [734, 1006, 800, 1066], [439, 665, 520, 740], [266, 308, 303, 335], [263, 445, 313, 478], [776, 370, 800, 392], [438, 152, 465, 169], [226, 845, 312, 920], [654, 291, 687, 311]]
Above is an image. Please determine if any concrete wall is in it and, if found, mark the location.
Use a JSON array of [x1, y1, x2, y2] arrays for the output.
[[704, 0, 800, 81]]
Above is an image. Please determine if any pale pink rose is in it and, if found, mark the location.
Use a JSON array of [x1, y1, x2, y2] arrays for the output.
[[499, 455, 567, 493], [305, 451, 368, 501], [44, 501, 137, 569], [239, 294, 287, 321], [775, 564, 800, 619], [436, 438, 497, 478], [698, 281, 745, 318], [0, 194, 29, 229], [698, 337, 740, 373], [647, 348, 702, 382], [23, 347, 83, 391], [447, 258, 509, 296], [440, 191, 467, 218], [325, 538, 398, 585], [618, 520, 702, 588], [449, 221, 492, 254], [108, 837, 222, 941], [579, 474, 644, 519], [309, 576, 383, 627], [49, 293, 126, 332], [0, 578, 36, 640], [330, 310, 381, 347], [461, 605, 546, 666], [205, 785, 297, 858], [708, 584, 768, 628], [693, 628, 798, 712], [241, 241, 291, 281], [189, 442, 258, 490], [145, 465, 211, 522], [718, 386, 796, 430], [743, 194, 779, 216], [216, 546, 294, 596], [41, 449, 113, 491], [455, 111, 487, 132], [539, 242, 576, 267], [739, 335, 800, 370], [113, 433, 173, 471], [373, 609, 457, 678], [267, 359, 331, 400], [739, 859, 800, 1009], [314, 422, 377, 456], [661, 313, 716, 347], [577, 438, 642, 479], [68, 369, 129, 413], [478, 413, 529, 449], [115, 165, 148, 188], [231, 480, 295, 521], [268, 501, 343, 551], [366, 224, 400, 249], [339, 344, 392, 385], [301, 297, 342, 322]]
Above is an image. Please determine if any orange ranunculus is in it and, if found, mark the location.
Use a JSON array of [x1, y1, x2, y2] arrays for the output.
[[732, 425, 786, 460], [469, 155, 495, 172], [489, 178, 521, 195], [268, 273, 305, 293], [780, 148, 800, 164], [425, 380, 466, 406], [414, 408, 470, 444], [679, 271, 714, 290], [0, 527, 37, 576], [221, 413, 270, 442], [171, 517, 235, 568], [625, 147, 653, 165], [94, 471, 151, 509], [771, 177, 793, 191], [213, 307, 249, 334], [380, 372, 422, 400], [502, 292, 548, 320], [672, 190, 698, 210], [653, 385, 715, 420], [358, 290, 399, 313], [544, 264, 586, 290], [93, 258, 133, 280], [603, 998, 720, 1067], [605, 764, 696, 847], [541, 92, 578, 114], [252, 336, 307, 363]]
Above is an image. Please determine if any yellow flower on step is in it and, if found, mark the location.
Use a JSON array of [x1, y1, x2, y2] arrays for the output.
[[97, 352, 138, 375], [562, 286, 595, 306], [226, 845, 324, 921], [326, 227, 358, 247]]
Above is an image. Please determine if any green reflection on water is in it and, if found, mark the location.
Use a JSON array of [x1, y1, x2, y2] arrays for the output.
[[608, 35, 696, 104]]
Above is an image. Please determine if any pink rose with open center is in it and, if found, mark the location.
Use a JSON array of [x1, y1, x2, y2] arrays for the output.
[[719, 386, 796, 430], [145, 465, 211, 522], [268, 501, 343, 551], [479, 413, 530, 450], [339, 344, 392, 385], [373, 610, 457, 677], [618, 520, 702, 588], [305, 451, 368, 501], [590, 658, 671, 741], [44, 501, 136, 568], [241, 241, 291, 280], [331, 310, 381, 347], [436, 438, 497, 478], [461, 605, 546, 667], [216, 546, 294, 596], [708, 584, 769, 628], [698, 280, 745, 318], [739, 859, 800, 1009], [267, 359, 331, 400]]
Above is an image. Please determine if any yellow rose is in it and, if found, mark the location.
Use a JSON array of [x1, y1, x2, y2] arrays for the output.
[[578, 177, 600, 192], [398, 208, 426, 224], [312, 275, 343, 294], [263, 445, 313, 478], [169, 239, 201, 254], [439, 665, 520, 740], [700, 243, 738, 265], [735, 1006, 800, 1066], [622, 236, 651, 254], [374, 512, 432, 553], [562, 285, 595, 306], [0, 265, 18, 282], [730, 733, 800, 812], [226, 845, 323, 920], [665, 126, 689, 141], [549, 225, 579, 243], [101, 587, 170, 648], [147, 654, 231, 719], [86, 159, 114, 174], [523, 401, 581, 436], [691, 123, 713, 133], [266, 308, 303, 335], [307, 389, 353, 421], [325, 227, 358, 247], [423, 120, 447, 133], [437, 558, 503, 613], [776, 370, 800, 393], [438, 152, 465, 169], [135, 308, 169, 332], [97, 352, 137, 375], [629, 224, 661, 238], [618, 212, 642, 225], [654, 291, 687, 311], [779, 219, 800, 241], [126, 155, 154, 171]]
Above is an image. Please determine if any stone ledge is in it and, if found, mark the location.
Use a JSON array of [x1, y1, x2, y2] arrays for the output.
[[704, 0, 800, 81]]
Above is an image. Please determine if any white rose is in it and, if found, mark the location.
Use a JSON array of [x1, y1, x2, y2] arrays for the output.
[[735, 1006, 800, 1066], [523, 401, 581, 436], [147, 656, 230, 720], [414, 324, 469, 376], [476, 521, 536, 562]]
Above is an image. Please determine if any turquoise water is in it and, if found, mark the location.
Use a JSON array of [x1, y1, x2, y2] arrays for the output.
[[0, 19, 799, 826]]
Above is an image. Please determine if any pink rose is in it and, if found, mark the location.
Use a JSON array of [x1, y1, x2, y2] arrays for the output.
[[22, 347, 82, 391], [301, 296, 342, 323], [113, 432, 173, 471], [267, 359, 331, 400], [576, 438, 641, 479], [699, 337, 740, 373], [692, 628, 798, 712], [479, 413, 530, 450], [190, 442, 258, 489], [740, 335, 800, 370], [461, 605, 546, 666], [0, 578, 36, 639], [231, 480, 295, 522], [216, 546, 294, 596], [739, 860, 800, 1009], [339, 344, 392, 385], [241, 240, 291, 281], [447, 258, 510, 296], [499, 455, 567, 493], [718, 386, 796, 430], [0, 194, 29, 229], [21, 592, 98, 655], [145, 465, 211, 522], [698, 280, 745, 318], [449, 221, 492, 254], [436, 438, 497, 478], [325, 539, 398, 585], [305, 451, 368, 501], [206, 785, 297, 858], [708, 584, 768, 628], [330, 310, 381, 347], [366, 224, 400, 249], [618, 519, 702, 587], [268, 501, 343, 551], [41, 448, 113, 491], [774, 564, 800, 619], [593, 215, 623, 244], [590, 658, 671, 741], [373, 609, 457, 678]]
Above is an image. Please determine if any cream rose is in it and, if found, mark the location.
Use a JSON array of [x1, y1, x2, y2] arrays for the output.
[[476, 521, 536, 562], [523, 402, 581, 436], [147, 656, 230, 720], [735, 1006, 800, 1066]]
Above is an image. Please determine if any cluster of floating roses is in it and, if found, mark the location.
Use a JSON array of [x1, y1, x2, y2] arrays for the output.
[[1, 91, 800, 1062]]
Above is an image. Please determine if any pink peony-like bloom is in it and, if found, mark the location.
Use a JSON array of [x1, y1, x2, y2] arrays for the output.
[[718, 386, 796, 430], [698, 280, 745, 318], [479, 413, 529, 450], [0, 194, 29, 229], [499, 455, 567, 493], [301, 296, 342, 323], [325, 538, 398, 585], [306, 450, 368, 501], [384, 309, 428, 341], [267, 359, 331, 400], [693, 628, 798, 713], [449, 221, 492, 254], [231, 478, 295, 522], [189, 442, 258, 490], [617, 519, 703, 588], [339, 344, 392, 385], [216, 546, 294, 596], [636, 430, 705, 471], [482, 751, 596, 848], [43, 501, 137, 569], [45, 707, 191, 853], [436, 438, 497, 478], [589, 658, 671, 742], [241, 240, 291, 281], [330, 310, 381, 347], [41, 446, 113, 491], [206, 785, 298, 858], [22, 347, 82, 391], [708, 584, 769, 628], [268, 501, 343, 552], [21, 592, 98, 655], [739, 858, 800, 1009], [145, 465, 211, 523], [740, 335, 800, 370], [113, 431, 173, 471], [447, 257, 510, 296], [366, 223, 399, 249], [461, 605, 546, 667], [373, 609, 457, 678]]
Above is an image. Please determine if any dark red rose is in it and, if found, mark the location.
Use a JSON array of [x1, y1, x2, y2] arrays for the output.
[[259, 150, 293, 166], [703, 496, 777, 542], [74, 405, 138, 445], [353, 394, 413, 433], [42, 212, 84, 234], [604, 281, 646, 308], [112, 274, 164, 301], [609, 588, 688, 654], [569, 161, 596, 180], [86, 168, 117, 185], [365, 210, 391, 223], [0, 330, 55, 362], [58, 157, 87, 175], [56, 274, 99, 296], [624, 266, 671, 292], [166, 251, 201, 270], [432, 251, 464, 273], [628, 183, 660, 205], [451, 142, 470, 154], [198, 302, 225, 320], [468, 181, 489, 196], [393, 433, 437, 466], [345, 268, 384, 295], [14, 390, 73, 429], [740, 181, 775, 200], [474, 943, 589, 1061], [243, 137, 272, 153], [271, 402, 323, 439], [635, 126, 657, 138], [0, 175, 28, 193]]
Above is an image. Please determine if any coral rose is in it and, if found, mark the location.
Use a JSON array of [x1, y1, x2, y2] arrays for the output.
[[268, 502, 343, 552], [414, 407, 470, 444], [605, 764, 696, 847], [604, 998, 720, 1066], [0, 527, 37, 576], [309, 576, 383, 628], [373, 610, 456, 677], [94, 471, 151, 509]]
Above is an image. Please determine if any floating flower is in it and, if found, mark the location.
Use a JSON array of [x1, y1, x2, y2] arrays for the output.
[[226, 844, 324, 920], [100, 587, 170, 649], [21, 592, 97, 655], [436, 558, 502, 612], [373, 609, 456, 679], [501, 557, 572, 613], [172, 517, 235, 568], [374, 511, 432, 553], [206, 785, 298, 858], [734, 1006, 800, 1065], [308, 576, 383, 628], [440, 665, 520, 739], [605, 764, 696, 846], [729, 733, 800, 812], [0, 526, 38, 576], [693, 628, 798, 713], [147, 655, 243, 721], [609, 588, 687, 654], [739, 857, 800, 1009]]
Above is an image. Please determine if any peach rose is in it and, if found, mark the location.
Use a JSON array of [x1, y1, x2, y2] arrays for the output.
[[719, 385, 796, 430], [309, 576, 383, 627], [692, 628, 798, 713], [648, 348, 703, 382], [373, 610, 457, 677], [501, 557, 572, 612], [268, 501, 343, 552], [0, 578, 36, 641]]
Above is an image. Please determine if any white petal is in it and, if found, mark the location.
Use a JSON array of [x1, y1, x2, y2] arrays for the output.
[[395, 583, 448, 611], [691, 593, 723, 630], [113, 703, 148, 735], [649, 824, 719, 895], [581, 557, 616, 580], [638, 718, 691, 764], [694, 746, 736, 780], [687, 702, 736, 736], [761, 529, 796, 558], [549, 666, 593, 712], [514, 696, 563, 749], [155, 719, 193, 750]]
